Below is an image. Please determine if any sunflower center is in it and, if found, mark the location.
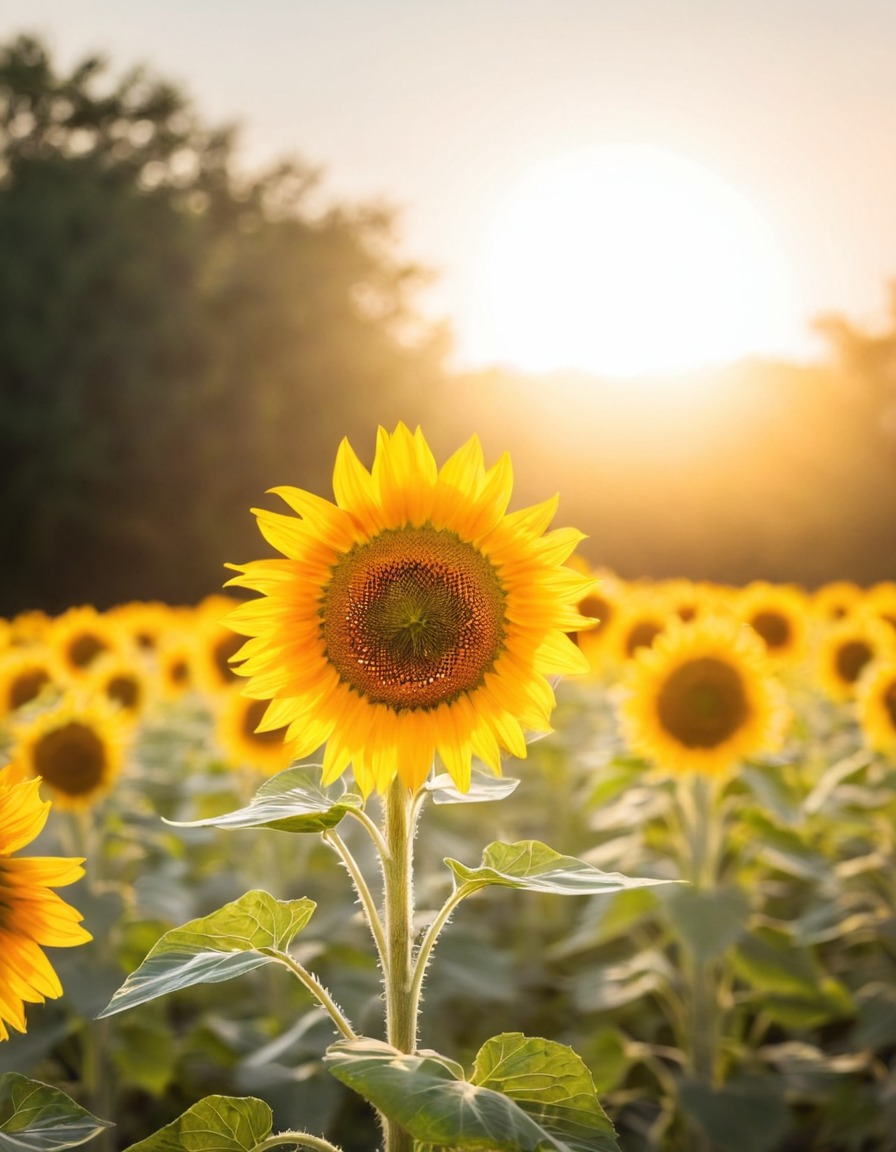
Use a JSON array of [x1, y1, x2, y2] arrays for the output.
[[9, 668, 50, 710], [321, 526, 506, 711], [33, 722, 107, 797], [68, 632, 108, 669], [626, 620, 663, 657], [657, 656, 750, 748], [107, 674, 141, 710], [835, 640, 872, 685], [750, 610, 791, 650]]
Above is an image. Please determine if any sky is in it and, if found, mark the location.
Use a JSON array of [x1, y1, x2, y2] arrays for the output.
[[8, 0, 896, 375]]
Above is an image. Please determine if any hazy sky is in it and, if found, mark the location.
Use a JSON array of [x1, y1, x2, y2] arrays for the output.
[[8, 0, 896, 372]]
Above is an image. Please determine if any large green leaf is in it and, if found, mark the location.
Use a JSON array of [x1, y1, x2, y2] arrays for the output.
[[472, 1033, 618, 1151], [97, 891, 315, 1018], [326, 1036, 619, 1151], [0, 1074, 112, 1151], [163, 766, 363, 833], [445, 841, 673, 896], [660, 885, 750, 964], [121, 1096, 271, 1151]]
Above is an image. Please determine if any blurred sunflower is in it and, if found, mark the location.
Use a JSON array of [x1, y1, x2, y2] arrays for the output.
[[0, 649, 59, 719], [216, 686, 293, 775], [811, 580, 863, 625], [618, 617, 788, 777], [227, 423, 593, 794], [866, 582, 896, 636], [49, 606, 119, 678], [193, 597, 246, 696], [12, 696, 127, 810], [609, 597, 670, 665], [571, 571, 623, 678], [856, 660, 896, 755], [86, 652, 152, 723], [736, 581, 809, 667], [815, 614, 896, 702], [0, 763, 91, 1040], [107, 601, 178, 655], [155, 633, 198, 699]]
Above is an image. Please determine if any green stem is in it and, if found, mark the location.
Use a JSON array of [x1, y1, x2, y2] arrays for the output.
[[380, 779, 418, 1152], [678, 773, 722, 1088], [346, 804, 391, 860], [268, 951, 357, 1040], [323, 829, 389, 973], [408, 882, 478, 1037], [255, 1133, 344, 1152]]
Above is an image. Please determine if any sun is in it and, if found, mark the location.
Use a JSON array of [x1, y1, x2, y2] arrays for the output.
[[467, 145, 793, 378]]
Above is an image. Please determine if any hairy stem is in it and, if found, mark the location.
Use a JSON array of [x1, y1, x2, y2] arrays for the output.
[[267, 951, 357, 1040], [380, 779, 418, 1152]]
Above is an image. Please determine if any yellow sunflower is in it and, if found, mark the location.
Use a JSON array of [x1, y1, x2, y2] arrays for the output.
[[49, 606, 119, 678], [811, 580, 863, 625], [736, 581, 809, 667], [815, 613, 896, 703], [227, 424, 594, 795], [856, 660, 896, 756], [215, 685, 294, 775], [0, 648, 59, 719], [12, 696, 127, 810], [0, 763, 92, 1040], [193, 596, 246, 697], [86, 652, 152, 723], [866, 582, 896, 637], [618, 616, 789, 777]]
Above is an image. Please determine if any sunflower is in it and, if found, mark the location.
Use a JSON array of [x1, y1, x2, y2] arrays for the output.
[[811, 580, 863, 625], [49, 606, 119, 678], [215, 685, 294, 774], [0, 649, 59, 719], [815, 613, 896, 703], [736, 581, 809, 667], [0, 763, 92, 1040], [571, 570, 623, 678], [193, 597, 246, 697], [618, 616, 788, 777], [856, 660, 896, 755], [12, 696, 127, 810], [107, 600, 179, 655], [227, 424, 593, 795], [607, 595, 670, 667], [86, 652, 152, 723]]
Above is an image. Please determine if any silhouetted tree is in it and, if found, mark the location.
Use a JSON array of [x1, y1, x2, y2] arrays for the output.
[[0, 34, 448, 613]]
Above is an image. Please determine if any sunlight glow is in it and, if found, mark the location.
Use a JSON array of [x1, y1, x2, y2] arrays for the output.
[[467, 145, 795, 379]]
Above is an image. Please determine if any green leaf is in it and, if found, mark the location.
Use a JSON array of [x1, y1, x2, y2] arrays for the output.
[[679, 1076, 789, 1152], [445, 840, 674, 896], [472, 1033, 619, 1151], [0, 1074, 112, 1151], [729, 930, 853, 1027], [660, 885, 750, 964], [163, 766, 363, 833], [121, 1096, 272, 1151], [97, 891, 315, 1018], [326, 1036, 620, 1151], [427, 772, 520, 804]]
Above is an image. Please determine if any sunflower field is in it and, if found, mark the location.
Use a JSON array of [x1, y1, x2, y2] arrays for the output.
[[0, 431, 894, 1152]]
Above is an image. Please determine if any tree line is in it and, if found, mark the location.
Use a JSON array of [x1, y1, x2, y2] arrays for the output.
[[2, 32, 895, 614]]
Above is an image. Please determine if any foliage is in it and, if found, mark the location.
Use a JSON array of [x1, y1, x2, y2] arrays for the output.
[[0, 33, 447, 614]]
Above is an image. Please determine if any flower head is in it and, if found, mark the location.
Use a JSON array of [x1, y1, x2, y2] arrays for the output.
[[12, 695, 128, 810], [227, 424, 593, 794], [618, 616, 789, 777], [0, 763, 92, 1040]]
